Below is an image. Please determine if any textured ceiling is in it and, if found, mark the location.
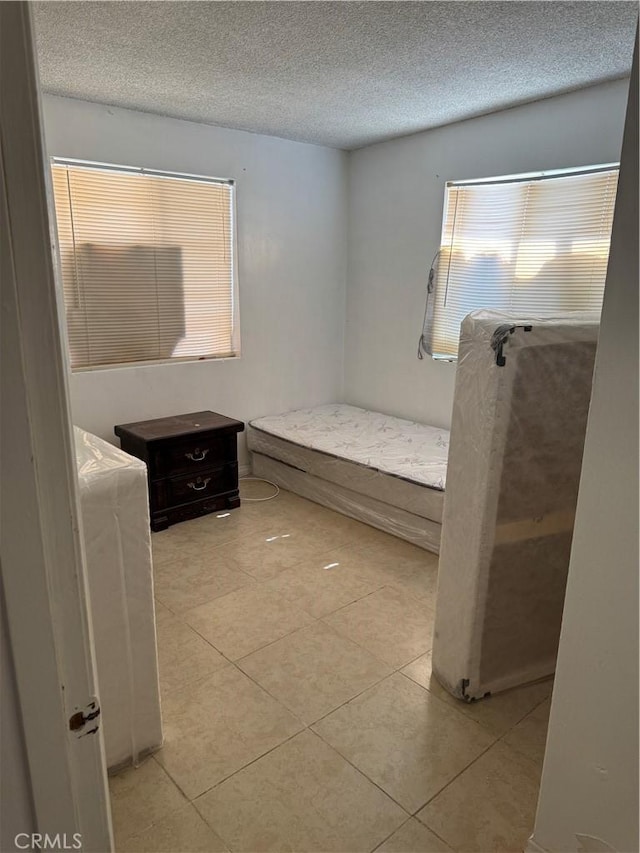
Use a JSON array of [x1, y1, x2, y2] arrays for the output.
[[33, 1, 637, 150]]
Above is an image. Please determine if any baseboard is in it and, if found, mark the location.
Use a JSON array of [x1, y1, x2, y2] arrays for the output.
[[238, 464, 252, 478], [525, 837, 549, 853]]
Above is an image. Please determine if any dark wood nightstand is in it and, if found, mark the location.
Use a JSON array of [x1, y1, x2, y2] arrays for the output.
[[114, 411, 245, 531]]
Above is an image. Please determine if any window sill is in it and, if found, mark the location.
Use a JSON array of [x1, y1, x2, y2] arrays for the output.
[[71, 353, 242, 373]]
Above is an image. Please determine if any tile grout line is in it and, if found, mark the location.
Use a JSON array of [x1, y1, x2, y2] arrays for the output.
[[180, 655, 403, 803], [368, 813, 454, 853], [416, 821, 455, 853], [306, 725, 413, 819], [394, 669, 510, 736], [178, 592, 318, 660], [492, 695, 552, 764], [407, 681, 549, 822], [308, 678, 500, 826], [398, 649, 554, 740], [164, 568, 427, 671], [368, 815, 414, 853], [231, 599, 390, 669], [307, 658, 420, 730], [151, 540, 544, 848], [146, 495, 494, 850], [191, 727, 306, 804], [317, 609, 433, 672], [410, 732, 500, 818], [110, 755, 189, 845], [149, 752, 197, 804], [226, 658, 308, 728], [158, 585, 433, 710], [410, 726, 543, 853], [160, 665, 422, 813], [153, 515, 436, 620], [121, 496, 455, 849], [160, 593, 437, 732]]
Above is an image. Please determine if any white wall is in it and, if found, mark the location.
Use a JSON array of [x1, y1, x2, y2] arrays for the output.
[[529, 57, 638, 853], [345, 79, 630, 428], [43, 82, 631, 460], [42, 96, 348, 466]]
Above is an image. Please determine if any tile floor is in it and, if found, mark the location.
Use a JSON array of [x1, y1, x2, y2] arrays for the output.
[[110, 482, 553, 853]]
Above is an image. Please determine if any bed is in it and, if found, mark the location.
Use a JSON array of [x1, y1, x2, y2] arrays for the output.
[[247, 403, 449, 552]]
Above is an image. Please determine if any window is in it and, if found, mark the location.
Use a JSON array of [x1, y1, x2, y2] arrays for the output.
[[50, 159, 238, 370], [423, 165, 619, 359]]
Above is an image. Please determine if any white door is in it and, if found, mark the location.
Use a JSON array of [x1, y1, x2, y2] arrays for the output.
[[0, 3, 113, 851]]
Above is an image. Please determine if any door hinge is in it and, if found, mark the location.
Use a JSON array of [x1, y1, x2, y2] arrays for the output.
[[68, 698, 101, 737]]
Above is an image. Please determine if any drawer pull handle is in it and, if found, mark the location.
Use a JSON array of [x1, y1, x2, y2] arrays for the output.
[[187, 478, 211, 492], [185, 448, 209, 462]]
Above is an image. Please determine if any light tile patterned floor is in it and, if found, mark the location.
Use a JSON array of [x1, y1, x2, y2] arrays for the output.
[[110, 484, 553, 853]]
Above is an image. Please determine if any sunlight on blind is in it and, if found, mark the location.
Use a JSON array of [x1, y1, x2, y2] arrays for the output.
[[429, 167, 619, 358], [51, 162, 237, 369]]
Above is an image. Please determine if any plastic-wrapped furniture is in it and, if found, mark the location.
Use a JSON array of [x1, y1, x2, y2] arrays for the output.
[[74, 427, 163, 770], [432, 311, 599, 700], [248, 404, 449, 553]]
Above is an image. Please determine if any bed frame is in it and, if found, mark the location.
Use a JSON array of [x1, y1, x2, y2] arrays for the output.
[[247, 403, 448, 553]]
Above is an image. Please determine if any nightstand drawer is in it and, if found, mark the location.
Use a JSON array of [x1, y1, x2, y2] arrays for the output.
[[115, 410, 244, 530], [161, 464, 238, 508], [151, 433, 237, 478]]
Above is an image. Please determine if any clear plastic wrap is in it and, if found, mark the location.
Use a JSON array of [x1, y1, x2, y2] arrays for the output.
[[252, 453, 442, 552], [247, 426, 446, 524], [247, 404, 449, 553], [432, 310, 600, 700], [74, 427, 163, 770]]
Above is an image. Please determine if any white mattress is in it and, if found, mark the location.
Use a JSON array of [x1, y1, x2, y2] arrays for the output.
[[74, 427, 163, 770], [249, 404, 449, 491]]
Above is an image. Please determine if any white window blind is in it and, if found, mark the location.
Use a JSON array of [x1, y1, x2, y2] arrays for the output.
[[426, 165, 619, 359], [51, 160, 238, 370]]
